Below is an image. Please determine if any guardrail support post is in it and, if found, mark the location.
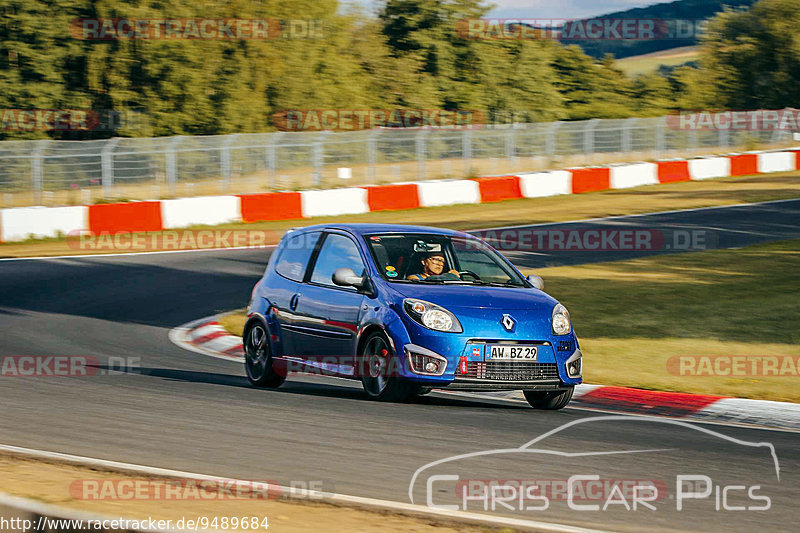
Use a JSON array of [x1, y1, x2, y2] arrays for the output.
[[100, 137, 121, 198], [220, 134, 239, 191], [416, 129, 427, 180], [165, 136, 184, 194], [31, 140, 48, 205]]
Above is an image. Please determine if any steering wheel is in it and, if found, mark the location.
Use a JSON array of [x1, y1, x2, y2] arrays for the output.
[[458, 270, 481, 281]]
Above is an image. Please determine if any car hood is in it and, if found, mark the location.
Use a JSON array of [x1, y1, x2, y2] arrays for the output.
[[388, 283, 558, 311]]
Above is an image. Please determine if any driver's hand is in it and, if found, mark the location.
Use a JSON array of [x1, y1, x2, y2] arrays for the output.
[[448, 269, 460, 275]]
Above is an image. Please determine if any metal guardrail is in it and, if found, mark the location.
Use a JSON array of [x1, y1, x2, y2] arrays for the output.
[[0, 113, 795, 205]]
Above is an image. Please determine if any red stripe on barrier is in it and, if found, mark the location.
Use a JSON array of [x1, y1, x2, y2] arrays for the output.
[[474, 176, 522, 203], [366, 184, 420, 211], [729, 154, 758, 176], [575, 386, 724, 417], [657, 161, 690, 183], [88, 202, 163, 234], [794, 150, 800, 171], [238, 192, 303, 222], [571, 168, 610, 194]]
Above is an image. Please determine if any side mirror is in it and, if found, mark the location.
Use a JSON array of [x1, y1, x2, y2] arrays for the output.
[[333, 268, 365, 288], [527, 274, 544, 290]]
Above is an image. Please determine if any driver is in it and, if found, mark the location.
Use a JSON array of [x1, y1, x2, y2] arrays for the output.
[[407, 252, 460, 281]]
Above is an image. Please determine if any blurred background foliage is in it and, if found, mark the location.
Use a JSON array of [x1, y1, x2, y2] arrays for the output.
[[0, 0, 797, 139]]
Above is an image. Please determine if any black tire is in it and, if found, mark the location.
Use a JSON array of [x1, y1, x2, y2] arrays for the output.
[[523, 387, 574, 410], [243, 320, 285, 388], [410, 386, 433, 396], [359, 332, 411, 402]]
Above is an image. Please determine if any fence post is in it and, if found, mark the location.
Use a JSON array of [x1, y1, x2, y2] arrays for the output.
[[622, 118, 637, 153], [416, 129, 427, 180], [266, 132, 282, 190], [584, 119, 599, 155], [546, 121, 562, 157], [367, 131, 378, 184], [31, 140, 48, 205], [312, 132, 327, 186], [165, 136, 184, 194], [100, 137, 121, 198], [220, 134, 239, 191], [462, 129, 472, 176], [719, 126, 730, 149], [504, 126, 516, 163], [655, 119, 666, 156]]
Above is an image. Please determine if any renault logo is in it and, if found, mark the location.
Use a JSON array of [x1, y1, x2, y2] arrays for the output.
[[501, 314, 516, 331]]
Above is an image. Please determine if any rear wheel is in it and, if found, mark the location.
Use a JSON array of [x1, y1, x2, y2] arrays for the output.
[[523, 387, 574, 410], [360, 332, 411, 402], [244, 321, 285, 388]]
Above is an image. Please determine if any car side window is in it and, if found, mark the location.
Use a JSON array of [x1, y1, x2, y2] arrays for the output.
[[310, 233, 366, 289], [274, 231, 321, 282]]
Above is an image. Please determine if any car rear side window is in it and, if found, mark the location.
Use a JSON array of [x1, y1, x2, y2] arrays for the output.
[[275, 231, 321, 282], [310, 233, 365, 289]]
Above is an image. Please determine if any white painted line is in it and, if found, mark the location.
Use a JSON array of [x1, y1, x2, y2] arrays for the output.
[[0, 444, 608, 533], [0, 244, 277, 262], [469, 197, 800, 232]]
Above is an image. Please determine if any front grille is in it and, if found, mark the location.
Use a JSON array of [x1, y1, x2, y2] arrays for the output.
[[458, 361, 559, 381]]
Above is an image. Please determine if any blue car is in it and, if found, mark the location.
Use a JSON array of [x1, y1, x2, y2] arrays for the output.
[[244, 224, 582, 409]]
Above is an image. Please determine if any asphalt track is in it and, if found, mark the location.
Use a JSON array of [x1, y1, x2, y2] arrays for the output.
[[1, 199, 798, 532]]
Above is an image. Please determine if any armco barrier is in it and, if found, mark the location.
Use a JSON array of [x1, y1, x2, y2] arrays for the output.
[[160, 196, 241, 229], [300, 188, 369, 217], [570, 167, 610, 193], [1, 205, 87, 242], [1, 148, 797, 243], [729, 154, 759, 176], [88, 202, 162, 234], [366, 183, 420, 212], [416, 179, 481, 207], [757, 151, 796, 173], [239, 192, 303, 222], [656, 160, 691, 183], [517, 170, 571, 198], [610, 163, 658, 189], [474, 176, 522, 202], [688, 157, 730, 180]]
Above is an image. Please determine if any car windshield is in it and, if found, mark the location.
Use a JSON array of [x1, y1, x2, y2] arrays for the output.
[[365, 233, 526, 287]]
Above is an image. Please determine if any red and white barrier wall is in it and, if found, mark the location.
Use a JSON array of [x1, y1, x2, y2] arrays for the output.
[[1, 149, 798, 242]]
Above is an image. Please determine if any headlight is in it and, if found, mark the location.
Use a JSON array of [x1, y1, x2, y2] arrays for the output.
[[552, 303, 571, 335], [403, 299, 463, 333]]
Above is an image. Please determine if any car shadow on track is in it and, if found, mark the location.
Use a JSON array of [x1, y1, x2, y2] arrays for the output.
[[92, 364, 530, 409]]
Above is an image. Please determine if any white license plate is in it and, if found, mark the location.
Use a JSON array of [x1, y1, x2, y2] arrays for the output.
[[487, 345, 538, 361]]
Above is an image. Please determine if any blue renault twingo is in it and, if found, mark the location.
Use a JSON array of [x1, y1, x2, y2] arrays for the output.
[[244, 224, 582, 409]]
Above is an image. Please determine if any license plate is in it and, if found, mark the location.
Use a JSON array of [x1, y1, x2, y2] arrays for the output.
[[487, 345, 538, 361]]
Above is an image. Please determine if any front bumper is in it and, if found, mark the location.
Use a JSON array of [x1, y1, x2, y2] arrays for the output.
[[401, 340, 583, 390]]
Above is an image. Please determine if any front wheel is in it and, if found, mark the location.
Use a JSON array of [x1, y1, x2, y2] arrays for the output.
[[244, 321, 285, 388], [523, 387, 574, 410], [360, 332, 411, 402]]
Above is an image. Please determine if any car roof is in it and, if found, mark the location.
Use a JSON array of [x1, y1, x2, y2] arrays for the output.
[[288, 223, 469, 238]]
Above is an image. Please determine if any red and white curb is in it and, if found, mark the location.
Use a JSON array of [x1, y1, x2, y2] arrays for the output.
[[171, 316, 800, 432], [3, 147, 799, 242]]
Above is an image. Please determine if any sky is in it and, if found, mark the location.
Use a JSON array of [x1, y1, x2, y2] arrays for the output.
[[486, 0, 669, 19], [344, 1, 671, 19]]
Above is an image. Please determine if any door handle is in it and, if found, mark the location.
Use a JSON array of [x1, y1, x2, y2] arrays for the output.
[[289, 293, 300, 311]]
